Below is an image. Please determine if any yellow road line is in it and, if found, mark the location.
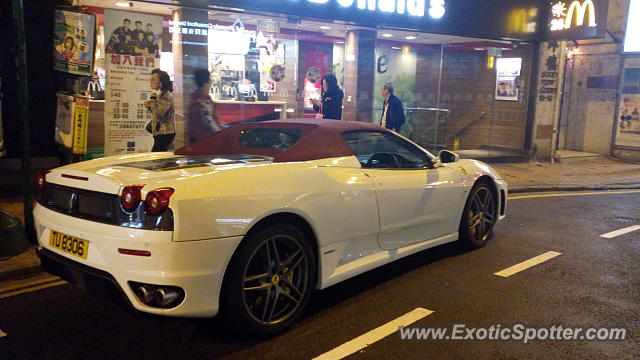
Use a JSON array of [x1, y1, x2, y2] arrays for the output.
[[0, 280, 67, 299], [508, 189, 640, 200], [0, 276, 61, 293]]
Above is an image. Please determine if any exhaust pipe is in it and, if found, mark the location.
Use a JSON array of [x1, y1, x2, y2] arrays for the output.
[[135, 285, 156, 304], [155, 288, 180, 307]]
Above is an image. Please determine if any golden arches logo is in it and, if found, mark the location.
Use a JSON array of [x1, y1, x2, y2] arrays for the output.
[[564, 0, 596, 29]]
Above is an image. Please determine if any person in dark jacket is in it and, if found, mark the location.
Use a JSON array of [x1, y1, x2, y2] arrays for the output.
[[311, 73, 344, 120], [379, 82, 405, 132], [188, 69, 222, 143]]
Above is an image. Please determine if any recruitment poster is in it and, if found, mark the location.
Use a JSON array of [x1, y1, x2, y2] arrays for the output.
[[103, 9, 162, 155], [615, 58, 640, 149], [53, 10, 96, 76]]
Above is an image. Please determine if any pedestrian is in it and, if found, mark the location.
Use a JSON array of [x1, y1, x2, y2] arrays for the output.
[[144, 69, 176, 151], [379, 82, 405, 132], [311, 73, 343, 120], [188, 69, 222, 143]]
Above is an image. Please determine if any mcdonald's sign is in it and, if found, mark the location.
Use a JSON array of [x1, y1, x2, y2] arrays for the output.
[[546, 0, 608, 40]]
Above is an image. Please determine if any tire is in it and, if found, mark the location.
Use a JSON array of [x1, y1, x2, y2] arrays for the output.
[[221, 223, 317, 336], [458, 181, 498, 250]]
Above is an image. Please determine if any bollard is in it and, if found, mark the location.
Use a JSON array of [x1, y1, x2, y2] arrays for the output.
[[0, 210, 30, 258]]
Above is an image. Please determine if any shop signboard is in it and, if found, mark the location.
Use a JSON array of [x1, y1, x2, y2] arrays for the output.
[[203, 0, 542, 41], [0, 73, 4, 157], [53, 10, 96, 76], [614, 58, 640, 149], [545, 0, 608, 40], [103, 9, 162, 155], [72, 96, 90, 155]]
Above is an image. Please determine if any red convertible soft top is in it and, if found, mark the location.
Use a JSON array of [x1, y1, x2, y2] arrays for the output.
[[175, 118, 394, 163]]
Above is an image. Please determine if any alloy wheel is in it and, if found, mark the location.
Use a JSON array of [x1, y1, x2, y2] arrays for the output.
[[241, 234, 309, 325]]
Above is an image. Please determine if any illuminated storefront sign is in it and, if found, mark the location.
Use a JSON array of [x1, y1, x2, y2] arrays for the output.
[[206, 0, 542, 41], [545, 0, 607, 39], [306, 0, 444, 18]]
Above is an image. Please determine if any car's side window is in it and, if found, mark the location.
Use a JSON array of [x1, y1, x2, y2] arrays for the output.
[[342, 131, 431, 169]]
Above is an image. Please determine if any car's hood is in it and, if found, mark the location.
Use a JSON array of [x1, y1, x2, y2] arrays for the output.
[[47, 152, 273, 194]]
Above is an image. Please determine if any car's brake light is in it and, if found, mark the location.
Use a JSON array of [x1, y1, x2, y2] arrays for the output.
[[120, 185, 144, 212], [145, 188, 175, 216], [35, 170, 50, 191]]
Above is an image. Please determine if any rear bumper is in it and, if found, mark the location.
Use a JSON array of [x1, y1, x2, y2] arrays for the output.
[[34, 204, 242, 317]]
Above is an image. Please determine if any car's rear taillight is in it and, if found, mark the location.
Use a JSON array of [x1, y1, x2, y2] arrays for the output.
[[120, 185, 144, 212], [145, 188, 175, 216], [35, 170, 50, 191]]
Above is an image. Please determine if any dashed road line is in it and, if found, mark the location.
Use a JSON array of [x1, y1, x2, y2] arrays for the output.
[[494, 251, 562, 278], [600, 225, 640, 239], [312, 308, 434, 360]]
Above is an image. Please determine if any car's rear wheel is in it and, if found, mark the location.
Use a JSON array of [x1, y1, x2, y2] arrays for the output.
[[458, 181, 497, 249], [221, 223, 316, 336]]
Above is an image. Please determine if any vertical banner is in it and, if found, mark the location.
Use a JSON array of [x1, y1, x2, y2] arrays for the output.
[[104, 9, 162, 155], [53, 10, 96, 76], [615, 58, 640, 148], [72, 96, 90, 154]]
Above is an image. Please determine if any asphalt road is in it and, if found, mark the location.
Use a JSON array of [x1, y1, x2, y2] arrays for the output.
[[1, 190, 639, 360]]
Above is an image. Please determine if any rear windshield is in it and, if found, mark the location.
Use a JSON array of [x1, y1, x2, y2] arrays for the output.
[[239, 128, 302, 151]]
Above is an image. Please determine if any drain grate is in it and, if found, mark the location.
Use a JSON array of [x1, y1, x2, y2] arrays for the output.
[[609, 216, 638, 223]]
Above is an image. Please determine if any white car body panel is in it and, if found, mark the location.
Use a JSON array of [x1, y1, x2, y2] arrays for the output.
[[34, 147, 507, 318]]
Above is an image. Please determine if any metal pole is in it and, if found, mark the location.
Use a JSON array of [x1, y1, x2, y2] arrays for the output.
[[13, 0, 35, 243]]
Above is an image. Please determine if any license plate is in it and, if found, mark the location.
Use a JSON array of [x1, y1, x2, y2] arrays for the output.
[[49, 230, 89, 260]]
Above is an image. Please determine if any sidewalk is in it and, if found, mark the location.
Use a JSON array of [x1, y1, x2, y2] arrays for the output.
[[1, 157, 639, 281]]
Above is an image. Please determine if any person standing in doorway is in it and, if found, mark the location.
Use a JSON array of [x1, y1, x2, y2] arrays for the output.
[[188, 69, 222, 143], [311, 73, 344, 120], [145, 69, 176, 151], [379, 82, 405, 132]]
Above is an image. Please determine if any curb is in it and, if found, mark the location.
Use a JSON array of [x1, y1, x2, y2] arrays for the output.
[[508, 184, 640, 194]]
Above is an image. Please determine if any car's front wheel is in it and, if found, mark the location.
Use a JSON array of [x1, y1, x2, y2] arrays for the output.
[[458, 181, 498, 249], [221, 223, 316, 336]]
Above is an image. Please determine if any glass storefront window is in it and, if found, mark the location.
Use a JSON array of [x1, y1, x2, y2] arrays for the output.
[[80, 0, 535, 160]]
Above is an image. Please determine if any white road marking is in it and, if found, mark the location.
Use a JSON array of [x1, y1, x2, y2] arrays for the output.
[[0, 329, 6, 338], [600, 225, 640, 239], [312, 307, 434, 360], [494, 251, 562, 278]]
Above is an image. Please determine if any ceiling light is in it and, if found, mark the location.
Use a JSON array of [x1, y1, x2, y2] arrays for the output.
[[381, 33, 393, 38], [337, 41, 344, 44], [116, 2, 132, 7], [405, 35, 417, 40], [391, 46, 402, 50], [474, 48, 485, 51], [320, 26, 331, 30]]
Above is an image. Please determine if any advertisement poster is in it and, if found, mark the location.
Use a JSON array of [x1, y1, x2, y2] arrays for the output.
[[55, 92, 74, 148], [495, 58, 522, 101], [53, 10, 96, 76], [615, 58, 640, 148], [104, 9, 162, 155]]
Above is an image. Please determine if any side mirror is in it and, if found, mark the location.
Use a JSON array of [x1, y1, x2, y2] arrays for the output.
[[438, 150, 460, 164]]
